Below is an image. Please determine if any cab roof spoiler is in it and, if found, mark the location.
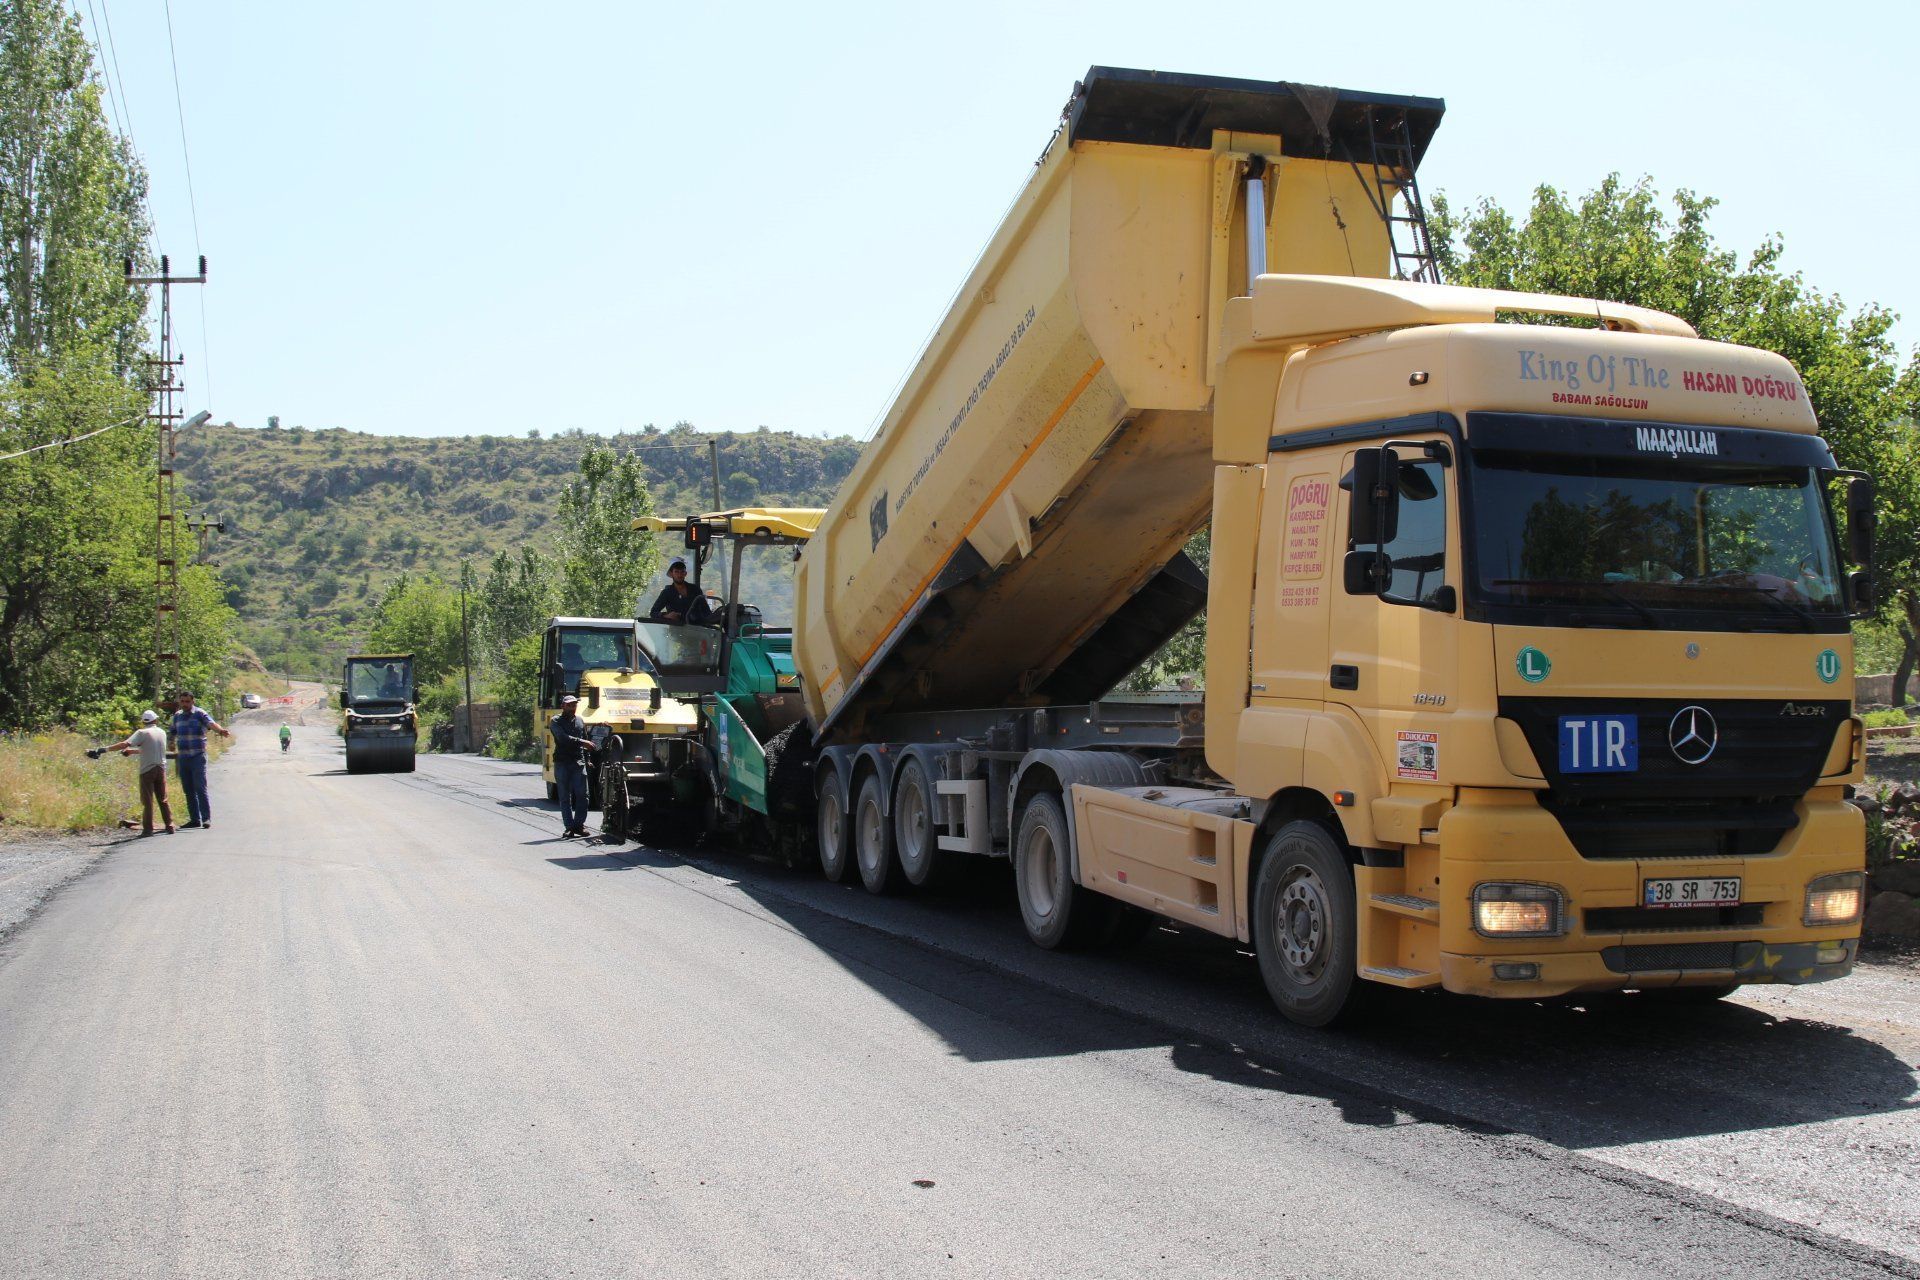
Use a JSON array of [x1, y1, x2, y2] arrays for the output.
[[1248, 274, 1698, 347]]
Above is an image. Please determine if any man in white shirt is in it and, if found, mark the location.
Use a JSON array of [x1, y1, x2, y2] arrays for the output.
[[101, 710, 174, 836]]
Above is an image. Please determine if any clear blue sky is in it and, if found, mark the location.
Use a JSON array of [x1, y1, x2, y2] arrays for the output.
[[82, 0, 1914, 439]]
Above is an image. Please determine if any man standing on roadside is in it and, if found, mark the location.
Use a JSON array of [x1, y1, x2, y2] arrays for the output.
[[100, 710, 174, 836], [170, 691, 232, 830], [548, 693, 594, 839]]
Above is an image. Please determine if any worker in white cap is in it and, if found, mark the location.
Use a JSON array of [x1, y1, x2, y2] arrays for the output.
[[99, 709, 175, 836]]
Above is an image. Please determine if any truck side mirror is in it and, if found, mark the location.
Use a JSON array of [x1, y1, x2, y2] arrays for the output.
[[1850, 569, 1876, 614], [1349, 447, 1401, 547], [1846, 474, 1876, 567], [338, 690, 348, 710], [1343, 550, 1390, 595], [412, 687, 420, 704]]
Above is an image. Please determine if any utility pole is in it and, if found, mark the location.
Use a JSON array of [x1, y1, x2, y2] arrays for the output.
[[184, 514, 225, 566], [459, 566, 475, 752], [707, 438, 725, 599], [126, 254, 207, 707]]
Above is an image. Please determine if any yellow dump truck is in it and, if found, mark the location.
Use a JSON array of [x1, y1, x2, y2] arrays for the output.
[[792, 67, 1872, 1026]]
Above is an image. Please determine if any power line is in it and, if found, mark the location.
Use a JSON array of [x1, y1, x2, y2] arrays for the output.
[[74, 0, 124, 139], [89, 0, 160, 252], [159, 0, 211, 410], [0, 411, 147, 463]]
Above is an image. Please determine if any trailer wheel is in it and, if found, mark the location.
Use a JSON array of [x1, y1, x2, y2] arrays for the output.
[[853, 773, 902, 895], [1252, 821, 1368, 1028], [816, 773, 852, 882], [893, 758, 942, 887], [1013, 791, 1110, 950]]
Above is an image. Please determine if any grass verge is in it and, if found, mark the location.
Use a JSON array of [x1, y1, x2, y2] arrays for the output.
[[0, 725, 236, 836], [0, 730, 138, 833]]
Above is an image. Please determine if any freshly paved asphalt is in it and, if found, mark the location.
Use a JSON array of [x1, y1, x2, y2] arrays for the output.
[[0, 695, 1915, 1278]]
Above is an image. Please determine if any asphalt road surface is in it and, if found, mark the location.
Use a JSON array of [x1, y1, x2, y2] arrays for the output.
[[1, 694, 1916, 1278]]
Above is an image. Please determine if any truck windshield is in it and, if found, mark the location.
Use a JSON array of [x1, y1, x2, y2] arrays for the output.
[[347, 660, 412, 702], [1470, 453, 1845, 626]]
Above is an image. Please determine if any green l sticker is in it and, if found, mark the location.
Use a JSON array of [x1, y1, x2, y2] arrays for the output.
[[1517, 646, 1552, 684], [1815, 649, 1841, 684]]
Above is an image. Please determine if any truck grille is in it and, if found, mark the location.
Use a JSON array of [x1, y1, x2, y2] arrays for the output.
[[1599, 941, 1758, 973], [1586, 904, 1765, 932]]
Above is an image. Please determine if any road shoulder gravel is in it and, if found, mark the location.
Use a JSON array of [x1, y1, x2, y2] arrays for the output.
[[0, 829, 123, 950]]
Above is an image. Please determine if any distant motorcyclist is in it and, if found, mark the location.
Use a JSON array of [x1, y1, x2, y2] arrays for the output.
[[279, 723, 292, 753]]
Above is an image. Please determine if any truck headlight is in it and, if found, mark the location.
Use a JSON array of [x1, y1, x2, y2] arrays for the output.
[[1803, 872, 1864, 927], [1472, 882, 1566, 938]]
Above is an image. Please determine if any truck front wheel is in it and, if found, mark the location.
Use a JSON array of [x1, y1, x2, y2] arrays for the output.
[[1252, 821, 1368, 1028], [1014, 791, 1110, 950]]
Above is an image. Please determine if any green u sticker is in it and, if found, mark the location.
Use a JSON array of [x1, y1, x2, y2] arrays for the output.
[[1815, 649, 1841, 685], [1516, 646, 1551, 684]]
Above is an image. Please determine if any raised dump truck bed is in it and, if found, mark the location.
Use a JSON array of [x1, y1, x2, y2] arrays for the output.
[[794, 66, 1443, 743]]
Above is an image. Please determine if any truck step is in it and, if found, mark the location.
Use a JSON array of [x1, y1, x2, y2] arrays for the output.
[[1361, 966, 1441, 989], [1369, 893, 1439, 921]]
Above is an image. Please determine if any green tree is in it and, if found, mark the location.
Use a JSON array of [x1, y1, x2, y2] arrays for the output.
[[0, 0, 150, 375], [553, 443, 658, 618], [478, 545, 555, 667], [1432, 175, 1920, 691], [365, 573, 462, 688]]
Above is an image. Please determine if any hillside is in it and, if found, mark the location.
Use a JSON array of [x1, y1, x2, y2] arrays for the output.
[[174, 422, 862, 676]]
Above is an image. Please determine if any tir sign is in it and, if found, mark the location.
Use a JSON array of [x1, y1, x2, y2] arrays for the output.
[[1557, 715, 1638, 774]]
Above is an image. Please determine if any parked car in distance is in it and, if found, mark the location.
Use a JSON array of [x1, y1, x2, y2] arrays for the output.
[[240, 693, 263, 709]]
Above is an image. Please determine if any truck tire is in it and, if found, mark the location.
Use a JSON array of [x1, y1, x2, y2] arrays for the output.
[[854, 772, 902, 895], [1252, 820, 1369, 1028], [893, 758, 943, 887], [816, 772, 852, 882], [1013, 791, 1111, 950]]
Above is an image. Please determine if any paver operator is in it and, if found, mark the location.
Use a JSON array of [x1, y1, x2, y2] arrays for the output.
[[648, 559, 714, 626]]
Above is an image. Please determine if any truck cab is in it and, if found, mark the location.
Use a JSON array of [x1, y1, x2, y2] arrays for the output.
[[1077, 276, 1871, 1021]]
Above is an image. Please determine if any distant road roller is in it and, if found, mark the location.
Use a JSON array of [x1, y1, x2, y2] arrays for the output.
[[340, 653, 417, 773]]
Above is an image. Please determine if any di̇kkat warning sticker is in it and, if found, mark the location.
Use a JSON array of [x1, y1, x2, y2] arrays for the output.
[[1396, 731, 1439, 781]]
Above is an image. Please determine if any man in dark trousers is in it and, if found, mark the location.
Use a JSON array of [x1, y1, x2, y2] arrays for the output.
[[548, 693, 595, 838], [170, 691, 231, 830], [648, 559, 714, 626]]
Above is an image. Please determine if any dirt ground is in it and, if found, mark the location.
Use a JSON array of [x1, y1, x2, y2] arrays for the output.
[[1868, 737, 1920, 789]]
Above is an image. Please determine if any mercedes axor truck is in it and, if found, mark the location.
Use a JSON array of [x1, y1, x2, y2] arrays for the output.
[[684, 68, 1875, 1025]]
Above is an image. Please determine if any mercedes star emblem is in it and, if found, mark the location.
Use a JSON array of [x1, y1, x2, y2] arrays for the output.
[[1668, 705, 1718, 765]]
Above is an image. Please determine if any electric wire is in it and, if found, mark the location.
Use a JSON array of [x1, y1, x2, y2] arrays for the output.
[[93, 0, 146, 243], [160, 0, 211, 410], [0, 411, 148, 463], [74, 0, 124, 140]]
